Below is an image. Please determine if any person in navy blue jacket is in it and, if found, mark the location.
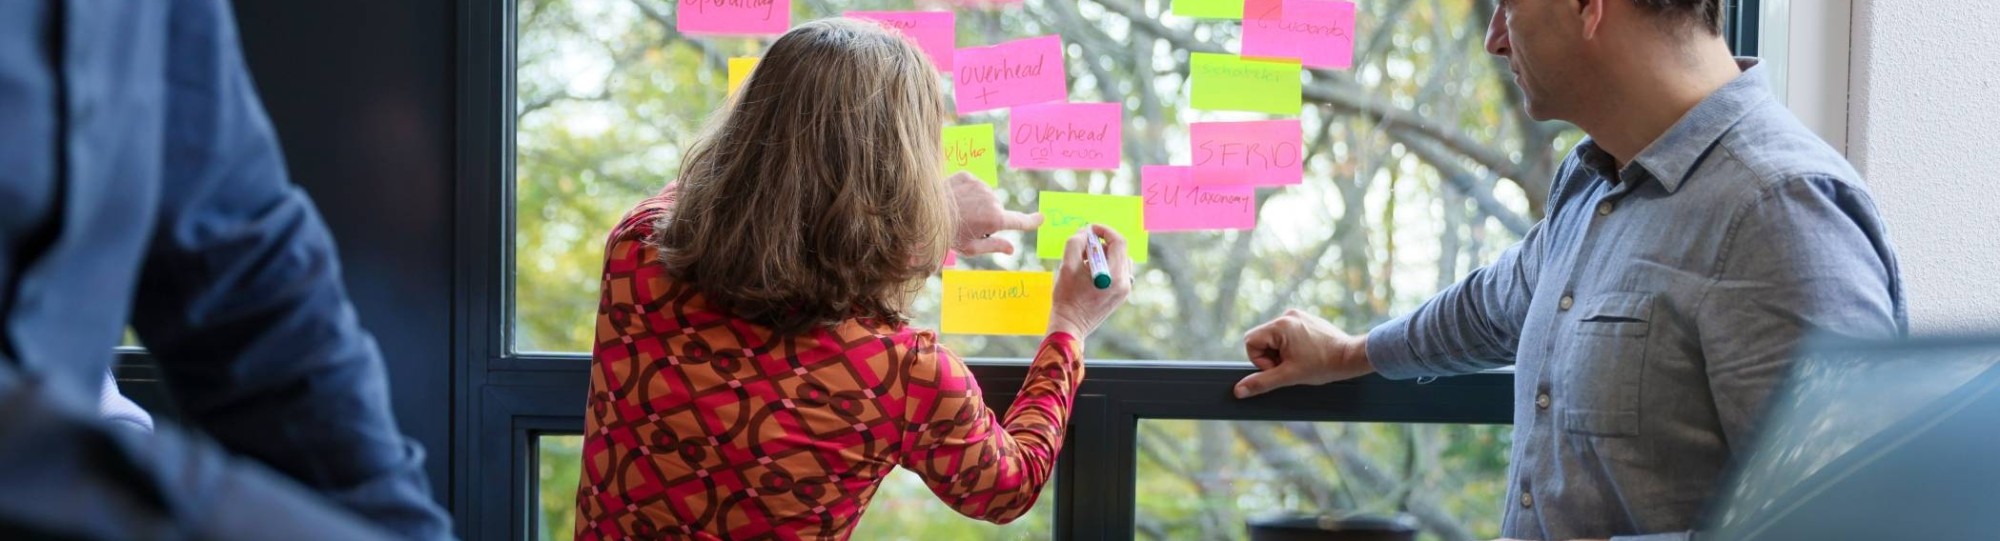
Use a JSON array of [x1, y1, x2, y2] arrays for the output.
[[0, 1, 452, 539]]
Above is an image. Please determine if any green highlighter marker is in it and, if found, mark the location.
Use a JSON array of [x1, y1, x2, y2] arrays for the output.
[[1086, 230, 1113, 289]]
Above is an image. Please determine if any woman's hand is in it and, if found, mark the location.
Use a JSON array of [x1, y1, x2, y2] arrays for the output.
[[1233, 309, 1375, 399], [948, 172, 1043, 255], [1047, 224, 1133, 339]]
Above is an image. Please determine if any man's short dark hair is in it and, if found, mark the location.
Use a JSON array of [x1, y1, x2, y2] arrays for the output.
[[1629, 0, 1725, 36]]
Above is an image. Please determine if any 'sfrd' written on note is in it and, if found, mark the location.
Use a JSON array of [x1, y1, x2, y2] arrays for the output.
[[1191, 120, 1304, 186]]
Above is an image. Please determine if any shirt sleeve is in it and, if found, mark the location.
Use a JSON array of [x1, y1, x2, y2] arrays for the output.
[[124, 0, 450, 537], [1696, 176, 1904, 452], [897, 332, 1084, 524], [1366, 218, 1550, 379], [98, 371, 154, 433]]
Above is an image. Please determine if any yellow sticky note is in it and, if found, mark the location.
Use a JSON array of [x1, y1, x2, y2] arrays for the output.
[[727, 57, 760, 93], [1036, 191, 1149, 263], [1173, 0, 1244, 19], [941, 270, 1054, 336], [943, 124, 1000, 186], [1189, 52, 1301, 114]]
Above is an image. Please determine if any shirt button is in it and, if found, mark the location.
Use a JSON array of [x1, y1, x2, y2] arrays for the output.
[[1559, 295, 1574, 311], [1536, 393, 1551, 409], [1597, 201, 1614, 216], [1520, 491, 1534, 508]]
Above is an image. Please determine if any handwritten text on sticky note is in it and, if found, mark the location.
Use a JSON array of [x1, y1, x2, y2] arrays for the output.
[[1242, 0, 1356, 69], [1036, 192, 1149, 263], [943, 124, 1000, 186], [846, 11, 956, 71], [1008, 103, 1121, 170], [1189, 52, 1301, 114], [1191, 120, 1303, 186], [727, 57, 759, 93], [953, 36, 1067, 115], [1172, 0, 1245, 19], [941, 270, 1053, 336], [1142, 166, 1257, 231], [678, 0, 791, 36]]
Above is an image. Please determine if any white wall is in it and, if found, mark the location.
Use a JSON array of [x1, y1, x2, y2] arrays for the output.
[[1846, 0, 2000, 335]]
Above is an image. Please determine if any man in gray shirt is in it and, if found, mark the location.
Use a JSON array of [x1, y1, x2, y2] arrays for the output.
[[1232, 1, 1904, 540]]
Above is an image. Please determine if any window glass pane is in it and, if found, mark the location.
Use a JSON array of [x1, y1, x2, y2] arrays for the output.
[[513, 0, 1564, 356], [536, 435, 1053, 540], [1134, 420, 1511, 540]]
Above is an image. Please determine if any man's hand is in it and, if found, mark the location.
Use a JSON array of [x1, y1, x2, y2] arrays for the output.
[[948, 172, 1042, 255], [1234, 309, 1375, 398]]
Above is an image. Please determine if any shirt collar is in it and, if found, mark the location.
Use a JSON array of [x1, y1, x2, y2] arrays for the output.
[[1587, 58, 1772, 193]]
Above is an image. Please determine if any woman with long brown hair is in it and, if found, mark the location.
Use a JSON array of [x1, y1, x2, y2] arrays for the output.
[[571, 18, 1132, 539]]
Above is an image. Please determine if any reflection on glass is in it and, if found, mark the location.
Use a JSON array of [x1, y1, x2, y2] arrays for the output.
[[1134, 420, 1510, 541], [513, 0, 1562, 356], [536, 434, 1053, 540]]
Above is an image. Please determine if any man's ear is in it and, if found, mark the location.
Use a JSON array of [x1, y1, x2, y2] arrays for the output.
[[1576, 0, 1606, 40]]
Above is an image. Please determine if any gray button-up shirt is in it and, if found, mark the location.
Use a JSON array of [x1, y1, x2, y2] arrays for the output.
[[1367, 60, 1906, 541]]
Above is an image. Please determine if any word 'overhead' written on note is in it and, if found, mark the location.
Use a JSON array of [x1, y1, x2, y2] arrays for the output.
[[1036, 192, 1149, 263], [727, 57, 759, 93], [1189, 52, 1301, 114], [678, 0, 791, 36], [1142, 166, 1257, 232], [943, 124, 1000, 186], [1243, 0, 1357, 69], [1008, 103, 1121, 170], [941, 270, 1053, 336], [1191, 120, 1303, 186], [846, 11, 956, 71], [952, 36, 1067, 115]]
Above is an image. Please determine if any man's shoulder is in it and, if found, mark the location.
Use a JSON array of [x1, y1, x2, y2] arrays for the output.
[[1713, 104, 1866, 195]]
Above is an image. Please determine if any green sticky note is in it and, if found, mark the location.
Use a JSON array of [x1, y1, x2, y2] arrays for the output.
[[1173, 0, 1244, 19], [1037, 191, 1149, 263], [1189, 52, 1302, 115], [943, 124, 1000, 187]]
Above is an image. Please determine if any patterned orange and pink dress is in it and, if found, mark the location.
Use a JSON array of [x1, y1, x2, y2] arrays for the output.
[[573, 192, 1085, 540]]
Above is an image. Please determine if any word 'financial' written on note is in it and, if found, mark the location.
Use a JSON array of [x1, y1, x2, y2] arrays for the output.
[[1242, 0, 1357, 69], [678, 0, 790, 36], [1036, 191, 1149, 263], [941, 270, 1053, 336], [1189, 52, 1302, 114], [943, 123, 999, 186], [1142, 166, 1257, 231], [953, 36, 1067, 115], [846, 11, 957, 71], [1191, 120, 1303, 186], [1008, 103, 1122, 170]]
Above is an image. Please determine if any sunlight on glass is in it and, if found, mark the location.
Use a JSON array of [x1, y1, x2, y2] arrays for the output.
[[1134, 421, 1512, 541]]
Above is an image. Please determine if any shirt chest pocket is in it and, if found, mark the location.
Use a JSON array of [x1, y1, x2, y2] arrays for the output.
[[1556, 292, 1654, 438]]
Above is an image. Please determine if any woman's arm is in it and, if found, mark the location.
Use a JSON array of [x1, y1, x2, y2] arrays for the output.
[[897, 332, 1083, 524]]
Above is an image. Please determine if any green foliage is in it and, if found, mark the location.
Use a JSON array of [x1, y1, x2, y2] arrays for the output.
[[518, 0, 1574, 538]]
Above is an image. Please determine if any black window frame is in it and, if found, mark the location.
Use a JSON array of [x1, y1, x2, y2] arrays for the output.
[[447, 1, 1763, 539]]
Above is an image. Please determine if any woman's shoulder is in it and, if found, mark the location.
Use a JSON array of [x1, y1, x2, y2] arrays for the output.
[[610, 187, 679, 243]]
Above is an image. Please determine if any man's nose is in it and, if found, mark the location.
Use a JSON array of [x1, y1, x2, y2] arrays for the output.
[[1485, 10, 1511, 57]]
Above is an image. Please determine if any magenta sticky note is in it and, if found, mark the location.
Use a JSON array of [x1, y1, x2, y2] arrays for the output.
[[1007, 102, 1121, 170], [1142, 166, 1257, 232], [952, 36, 1067, 115], [846, 11, 956, 72], [1242, 0, 1357, 69], [1190, 120, 1304, 186], [678, 0, 791, 36], [943, 250, 958, 267]]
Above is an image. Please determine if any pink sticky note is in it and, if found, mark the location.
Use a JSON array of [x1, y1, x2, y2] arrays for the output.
[[1242, 0, 1357, 69], [1007, 103, 1121, 170], [943, 250, 959, 267], [1142, 166, 1257, 231], [952, 36, 1067, 115], [846, 11, 956, 72], [678, 0, 792, 36], [1191, 120, 1303, 186]]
